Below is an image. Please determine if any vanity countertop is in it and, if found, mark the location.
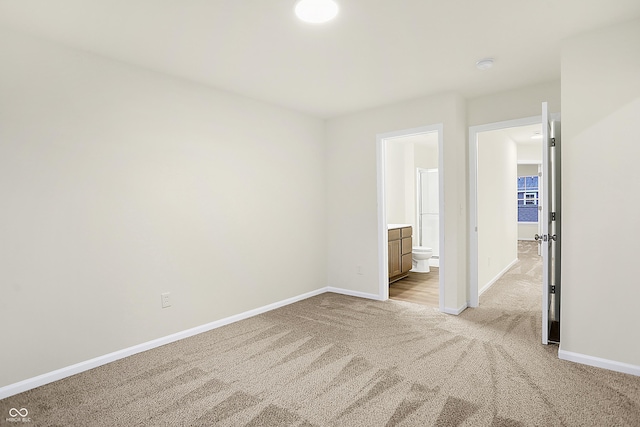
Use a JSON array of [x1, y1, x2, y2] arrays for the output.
[[387, 224, 412, 230]]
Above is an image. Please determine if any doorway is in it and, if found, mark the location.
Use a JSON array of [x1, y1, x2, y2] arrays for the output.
[[376, 124, 444, 311], [469, 109, 560, 342], [469, 116, 544, 307]]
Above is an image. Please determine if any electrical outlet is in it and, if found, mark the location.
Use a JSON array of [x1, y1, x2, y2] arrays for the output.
[[357, 265, 363, 275], [161, 292, 171, 308]]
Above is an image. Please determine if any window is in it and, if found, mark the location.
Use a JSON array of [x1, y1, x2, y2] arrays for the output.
[[518, 175, 538, 222]]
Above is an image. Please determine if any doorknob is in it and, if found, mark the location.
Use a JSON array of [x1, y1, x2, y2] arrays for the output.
[[535, 234, 557, 242]]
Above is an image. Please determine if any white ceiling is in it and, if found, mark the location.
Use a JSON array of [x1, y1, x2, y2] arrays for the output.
[[1, 0, 639, 118]]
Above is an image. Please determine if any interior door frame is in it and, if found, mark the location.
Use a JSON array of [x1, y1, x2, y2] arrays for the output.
[[468, 114, 559, 307], [376, 124, 444, 312]]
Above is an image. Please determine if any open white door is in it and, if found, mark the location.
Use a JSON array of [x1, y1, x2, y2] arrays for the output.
[[537, 102, 561, 345]]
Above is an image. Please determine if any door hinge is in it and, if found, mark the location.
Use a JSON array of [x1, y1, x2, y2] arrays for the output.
[[551, 212, 556, 221], [550, 285, 556, 294], [550, 137, 556, 147]]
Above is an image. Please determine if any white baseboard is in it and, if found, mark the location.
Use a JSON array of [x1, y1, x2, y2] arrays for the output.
[[479, 258, 518, 296], [0, 287, 327, 400], [326, 286, 384, 301], [442, 303, 468, 316], [558, 349, 640, 377]]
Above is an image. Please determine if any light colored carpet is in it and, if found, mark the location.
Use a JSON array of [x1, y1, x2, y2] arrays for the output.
[[2, 242, 639, 426]]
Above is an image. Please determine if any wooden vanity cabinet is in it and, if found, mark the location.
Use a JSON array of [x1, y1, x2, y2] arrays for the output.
[[389, 226, 412, 284]]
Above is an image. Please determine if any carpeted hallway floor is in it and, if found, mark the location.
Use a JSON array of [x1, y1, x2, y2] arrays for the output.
[[2, 242, 639, 426]]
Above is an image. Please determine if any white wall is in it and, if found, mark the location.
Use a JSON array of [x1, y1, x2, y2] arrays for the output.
[[326, 93, 468, 312], [517, 144, 543, 164], [560, 18, 640, 368], [384, 141, 408, 224], [477, 132, 518, 289], [403, 145, 416, 228], [415, 143, 439, 170], [517, 164, 539, 176], [0, 28, 327, 388], [384, 140, 417, 226], [468, 81, 561, 126]]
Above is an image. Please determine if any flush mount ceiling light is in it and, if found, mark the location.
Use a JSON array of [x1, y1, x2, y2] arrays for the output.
[[475, 58, 494, 70], [295, 0, 339, 24], [531, 132, 543, 140]]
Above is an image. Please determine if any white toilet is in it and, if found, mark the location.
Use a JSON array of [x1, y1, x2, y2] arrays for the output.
[[412, 246, 433, 273]]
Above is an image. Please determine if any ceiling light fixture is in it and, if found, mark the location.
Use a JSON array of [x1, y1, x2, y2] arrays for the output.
[[475, 58, 494, 70], [295, 0, 339, 24], [531, 132, 543, 140]]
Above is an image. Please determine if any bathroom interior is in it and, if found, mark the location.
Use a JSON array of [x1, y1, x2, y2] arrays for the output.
[[385, 131, 440, 307]]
